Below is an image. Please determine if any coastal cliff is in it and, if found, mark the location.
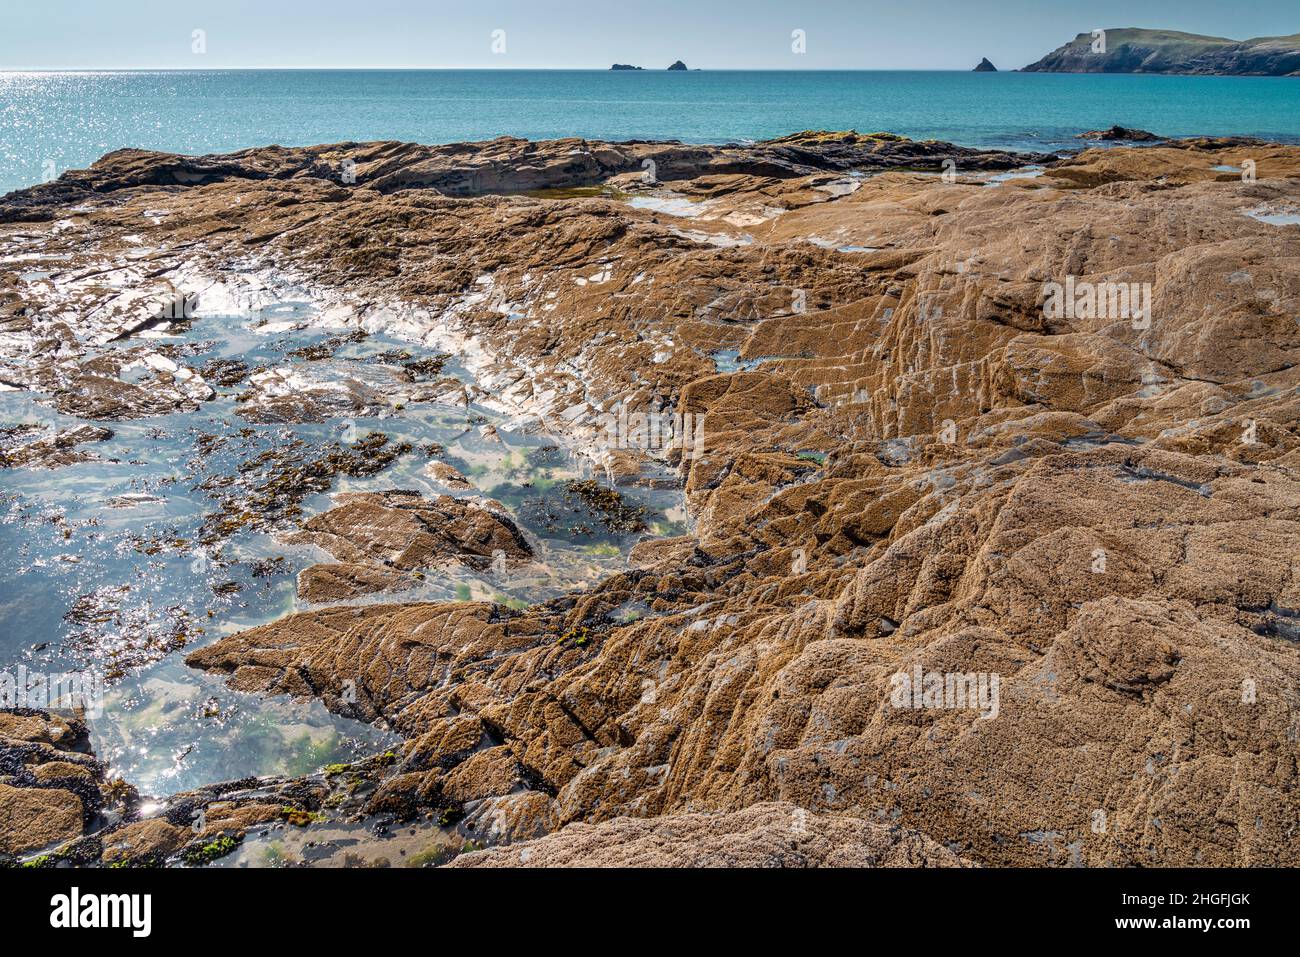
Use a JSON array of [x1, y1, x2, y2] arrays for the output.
[[1023, 27, 1300, 75]]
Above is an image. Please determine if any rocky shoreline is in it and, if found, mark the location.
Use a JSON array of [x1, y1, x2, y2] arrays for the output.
[[2, 130, 1299, 867]]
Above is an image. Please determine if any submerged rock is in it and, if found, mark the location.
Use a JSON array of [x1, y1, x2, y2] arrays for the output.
[[422, 460, 474, 490], [199, 431, 412, 543], [0, 424, 112, 468], [296, 562, 422, 603], [285, 489, 533, 588], [235, 361, 412, 424]]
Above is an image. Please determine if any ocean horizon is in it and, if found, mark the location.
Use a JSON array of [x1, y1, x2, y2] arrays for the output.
[[3, 68, 1299, 196]]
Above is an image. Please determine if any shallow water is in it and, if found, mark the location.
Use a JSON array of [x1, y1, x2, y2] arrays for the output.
[[212, 814, 470, 869], [627, 195, 708, 217], [710, 348, 804, 372], [1246, 208, 1300, 227], [982, 165, 1046, 186], [0, 301, 685, 796]]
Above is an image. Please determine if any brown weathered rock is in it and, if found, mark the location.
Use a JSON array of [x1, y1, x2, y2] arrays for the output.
[[451, 802, 971, 867], [0, 783, 85, 855], [0, 709, 106, 858], [9, 131, 1300, 867], [100, 817, 190, 865], [286, 490, 532, 576], [296, 562, 420, 603]]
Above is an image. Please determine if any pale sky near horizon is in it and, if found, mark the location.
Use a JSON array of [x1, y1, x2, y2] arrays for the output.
[[2, 0, 1297, 71]]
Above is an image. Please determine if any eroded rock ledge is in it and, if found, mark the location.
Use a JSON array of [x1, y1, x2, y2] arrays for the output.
[[450, 801, 972, 867], [287, 490, 533, 602], [3, 130, 1300, 867]]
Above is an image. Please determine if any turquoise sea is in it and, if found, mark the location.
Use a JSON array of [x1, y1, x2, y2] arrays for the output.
[[2, 68, 1299, 196]]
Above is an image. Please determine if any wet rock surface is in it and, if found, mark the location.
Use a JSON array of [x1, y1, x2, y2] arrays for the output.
[[0, 709, 108, 860], [2, 131, 1300, 866], [288, 490, 533, 601], [235, 361, 413, 424], [0, 708, 421, 867]]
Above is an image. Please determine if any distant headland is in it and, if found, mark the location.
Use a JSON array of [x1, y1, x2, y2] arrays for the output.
[[1022, 27, 1300, 75]]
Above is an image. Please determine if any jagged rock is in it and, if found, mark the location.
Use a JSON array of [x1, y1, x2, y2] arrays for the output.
[[185, 600, 560, 732], [973, 57, 997, 72], [667, 60, 688, 71]]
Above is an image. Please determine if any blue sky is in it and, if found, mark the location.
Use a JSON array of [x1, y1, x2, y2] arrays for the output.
[[3, 0, 1297, 70]]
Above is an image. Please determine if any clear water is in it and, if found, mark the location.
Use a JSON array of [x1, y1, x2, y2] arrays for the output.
[[710, 348, 800, 372], [4, 69, 1300, 196], [0, 304, 685, 796], [1246, 208, 1300, 226]]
